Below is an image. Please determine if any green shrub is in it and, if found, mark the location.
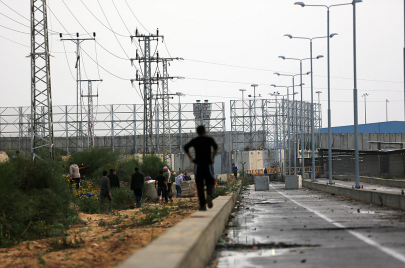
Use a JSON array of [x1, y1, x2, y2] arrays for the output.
[[111, 184, 135, 210], [69, 147, 120, 179], [140, 155, 171, 180], [0, 156, 77, 247]]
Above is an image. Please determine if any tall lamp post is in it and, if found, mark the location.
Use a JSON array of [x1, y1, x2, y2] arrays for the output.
[[274, 72, 309, 175], [271, 84, 301, 175], [278, 55, 323, 179], [386, 99, 389, 122], [316, 91, 322, 104], [239, 89, 246, 150], [269, 91, 281, 167], [295, 0, 362, 186], [362, 93, 369, 124], [251, 84, 259, 149], [284, 34, 335, 182]]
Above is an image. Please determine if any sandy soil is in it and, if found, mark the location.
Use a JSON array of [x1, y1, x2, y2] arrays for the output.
[[0, 197, 198, 268]]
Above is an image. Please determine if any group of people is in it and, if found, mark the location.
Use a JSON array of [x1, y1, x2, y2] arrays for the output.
[[73, 124, 219, 213]]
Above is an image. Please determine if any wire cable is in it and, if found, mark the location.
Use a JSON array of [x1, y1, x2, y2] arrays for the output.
[[62, 41, 76, 80], [0, 0, 29, 22], [95, 40, 129, 61], [94, 41, 102, 80], [163, 39, 172, 58], [96, 0, 131, 59], [61, 0, 92, 37], [125, 0, 149, 33], [0, 24, 29, 34], [80, 0, 130, 38], [0, 34, 29, 47]]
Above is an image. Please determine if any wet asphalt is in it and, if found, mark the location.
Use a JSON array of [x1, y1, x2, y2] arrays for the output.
[[214, 183, 405, 268], [316, 178, 405, 194]]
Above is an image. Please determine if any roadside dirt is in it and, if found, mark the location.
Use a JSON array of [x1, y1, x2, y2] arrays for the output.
[[0, 197, 198, 268]]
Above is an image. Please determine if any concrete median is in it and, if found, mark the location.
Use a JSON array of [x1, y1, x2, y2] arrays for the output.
[[117, 185, 240, 268], [303, 180, 405, 210]]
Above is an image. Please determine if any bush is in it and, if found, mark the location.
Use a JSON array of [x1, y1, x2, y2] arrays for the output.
[[69, 147, 120, 179], [140, 155, 171, 180], [0, 156, 77, 247], [111, 184, 135, 210]]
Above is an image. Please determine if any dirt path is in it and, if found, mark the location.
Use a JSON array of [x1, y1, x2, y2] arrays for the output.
[[0, 198, 198, 268]]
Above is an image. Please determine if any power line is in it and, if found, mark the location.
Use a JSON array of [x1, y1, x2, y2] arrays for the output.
[[62, 41, 76, 80], [61, 0, 92, 37], [0, 34, 28, 47], [125, 0, 149, 33], [0, 0, 29, 22], [0, 24, 29, 34], [96, 0, 131, 59], [80, 0, 130, 38], [184, 58, 404, 84]]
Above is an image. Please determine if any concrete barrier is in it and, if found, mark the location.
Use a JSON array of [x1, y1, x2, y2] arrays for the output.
[[254, 176, 269, 191], [117, 184, 240, 268], [285, 175, 302, 189], [360, 176, 405, 189], [303, 180, 405, 210], [143, 180, 158, 200]]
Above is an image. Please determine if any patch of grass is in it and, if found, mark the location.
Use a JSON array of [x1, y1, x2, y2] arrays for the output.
[[98, 219, 107, 227], [383, 175, 395, 180], [102, 235, 110, 240], [36, 253, 46, 264], [136, 206, 171, 226]]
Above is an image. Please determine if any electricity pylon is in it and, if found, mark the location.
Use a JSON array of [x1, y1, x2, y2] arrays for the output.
[[61, 32, 95, 151], [30, 0, 54, 160], [131, 29, 163, 154], [79, 79, 102, 147]]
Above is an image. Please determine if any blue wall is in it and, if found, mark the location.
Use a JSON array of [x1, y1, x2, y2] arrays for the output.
[[321, 121, 405, 134]]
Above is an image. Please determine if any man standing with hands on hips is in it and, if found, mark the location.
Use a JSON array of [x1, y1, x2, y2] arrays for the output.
[[184, 125, 218, 211]]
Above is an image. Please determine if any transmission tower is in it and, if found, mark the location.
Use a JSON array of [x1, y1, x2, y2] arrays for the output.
[[30, 0, 54, 160], [131, 29, 163, 154], [60, 32, 95, 151], [79, 79, 102, 147], [160, 58, 182, 165]]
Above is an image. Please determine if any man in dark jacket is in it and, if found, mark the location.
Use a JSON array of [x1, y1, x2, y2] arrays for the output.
[[131, 167, 144, 207], [184, 125, 218, 211], [100, 171, 112, 212], [108, 169, 120, 188]]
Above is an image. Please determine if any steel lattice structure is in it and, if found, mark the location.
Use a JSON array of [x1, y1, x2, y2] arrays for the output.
[[0, 103, 226, 155], [30, 0, 54, 159], [230, 99, 322, 164]]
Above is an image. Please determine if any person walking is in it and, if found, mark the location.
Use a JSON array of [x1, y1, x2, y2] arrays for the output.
[[175, 173, 184, 197], [184, 125, 218, 211], [183, 172, 191, 181], [131, 167, 144, 207], [69, 162, 81, 189], [108, 169, 120, 188], [232, 163, 238, 179], [79, 164, 90, 186], [155, 170, 168, 204], [100, 171, 112, 212], [163, 166, 173, 203]]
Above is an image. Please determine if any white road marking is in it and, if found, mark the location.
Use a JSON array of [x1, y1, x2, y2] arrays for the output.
[[270, 184, 405, 264]]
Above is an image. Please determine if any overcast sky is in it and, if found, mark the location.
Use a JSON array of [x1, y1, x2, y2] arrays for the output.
[[0, 0, 403, 129]]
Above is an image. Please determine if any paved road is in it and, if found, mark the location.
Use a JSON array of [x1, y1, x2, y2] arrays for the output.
[[315, 178, 405, 194], [215, 183, 405, 268]]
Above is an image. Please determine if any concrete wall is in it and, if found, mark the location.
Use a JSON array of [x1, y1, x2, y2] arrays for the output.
[[321, 133, 405, 151]]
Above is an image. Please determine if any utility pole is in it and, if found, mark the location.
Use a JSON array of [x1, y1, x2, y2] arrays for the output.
[[386, 99, 389, 122], [79, 79, 102, 147], [30, 0, 54, 160], [160, 57, 182, 165], [362, 93, 369, 124], [316, 91, 322, 104], [131, 29, 163, 154], [61, 32, 95, 151]]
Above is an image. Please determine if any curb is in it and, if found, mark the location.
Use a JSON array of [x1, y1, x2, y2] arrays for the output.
[[117, 186, 240, 268], [303, 180, 405, 210], [359, 176, 405, 188]]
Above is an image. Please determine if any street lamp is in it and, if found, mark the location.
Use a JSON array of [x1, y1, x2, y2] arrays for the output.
[[269, 91, 281, 169], [362, 93, 369, 124], [239, 89, 246, 150], [271, 84, 302, 176], [278, 55, 323, 180], [284, 34, 336, 182], [316, 91, 322, 104], [386, 99, 389, 122], [294, 0, 363, 188], [251, 84, 258, 149], [274, 72, 309, 176], [176, 92, 184, 152]]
